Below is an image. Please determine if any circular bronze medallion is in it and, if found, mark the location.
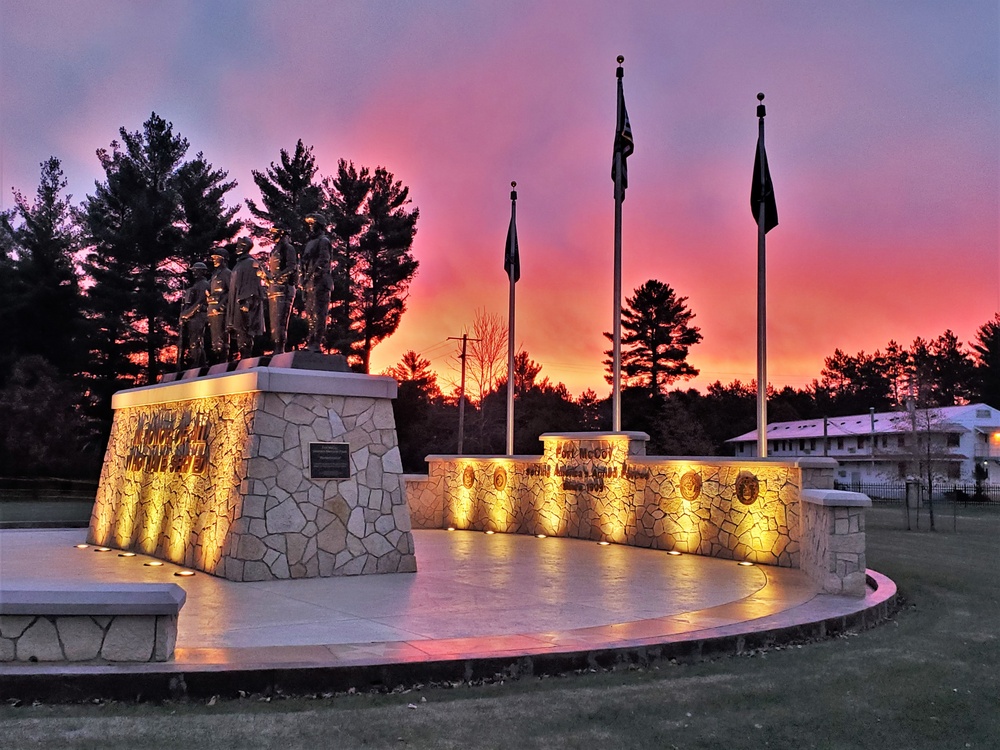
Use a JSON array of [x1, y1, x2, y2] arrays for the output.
[[735, 472, 759, 505], [680, 471, 702, 501], [462, 465, 475, 489], [493, 466, 507, 491]]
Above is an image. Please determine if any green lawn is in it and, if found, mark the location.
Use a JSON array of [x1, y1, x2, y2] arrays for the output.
[[1, 506, 997, 749]]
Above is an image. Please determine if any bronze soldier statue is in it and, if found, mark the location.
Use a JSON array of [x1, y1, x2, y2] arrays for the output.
[[265, 223, 299, 353], [300, 213, 334, 353], [179, 262, 210, 368], [207, 249, 232, 363], [227, 237, 266, 360]]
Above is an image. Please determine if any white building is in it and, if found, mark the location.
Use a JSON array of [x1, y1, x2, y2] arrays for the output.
[[727, 403, 1000, 485]]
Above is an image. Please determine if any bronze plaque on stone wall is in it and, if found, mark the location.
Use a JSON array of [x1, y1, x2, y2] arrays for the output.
[[309, 442, 351, 479]]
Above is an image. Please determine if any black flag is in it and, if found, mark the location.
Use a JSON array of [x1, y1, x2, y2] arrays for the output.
[[751, 135, 778, 233], [504, 189, 520, 282], [613, 77, 633, 200]]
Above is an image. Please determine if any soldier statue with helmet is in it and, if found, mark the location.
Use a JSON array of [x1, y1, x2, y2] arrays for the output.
[[227, 237, 266, 360], [300, 213, 334, 353], [265, 223, 299, 353], [206, 247, 233, 363], [178, 261, 210, 368]]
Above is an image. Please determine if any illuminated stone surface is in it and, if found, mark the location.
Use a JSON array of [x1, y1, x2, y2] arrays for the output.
[[404, 434, 869, 596], [0, 614, 180, 662], [89, 367, 416, 581]]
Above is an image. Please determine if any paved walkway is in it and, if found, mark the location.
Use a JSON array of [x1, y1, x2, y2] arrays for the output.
[[0, 528, 895, 697]]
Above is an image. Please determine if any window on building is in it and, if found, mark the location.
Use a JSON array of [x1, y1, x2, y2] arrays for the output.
[[946, 433, 960, 448], [799, 439, 806, 451], [810, 439, 817, 451], [948, 464, 960, 479], [898, 435, 907, 449], [837, 437, 844, 450], [882, 436, 888, 448], [857, 436, 867, 450], [976, 409, 991, 419], [897, 462, 907, 479]]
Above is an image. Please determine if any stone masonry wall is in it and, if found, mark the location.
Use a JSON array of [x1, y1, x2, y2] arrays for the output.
[[0, 614, 177, 662], [90, 376, 416, 581], [422, 434, 804, 567], [800, 497, 868, 596]]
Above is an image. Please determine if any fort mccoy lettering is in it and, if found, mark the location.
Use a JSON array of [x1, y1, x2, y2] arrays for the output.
[[124, 411, 211, 474]]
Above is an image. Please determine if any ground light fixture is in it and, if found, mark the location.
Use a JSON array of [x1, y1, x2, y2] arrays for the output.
[[446, 527, 456, 531], [667, 550, 682, 556], [118, 552, 136, 557], [738, 561, 755, 567], [144, 561, 164, 567], [535, 534, 547, 539], [94, 547, 111, 552], [484, 530, 495, 535], [598, 541, 611, 546], [174, 570, 196, 577], [74, 544, 88, 549]]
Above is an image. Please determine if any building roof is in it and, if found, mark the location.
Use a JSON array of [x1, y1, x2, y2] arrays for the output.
[[727, 403, 1000, 443]]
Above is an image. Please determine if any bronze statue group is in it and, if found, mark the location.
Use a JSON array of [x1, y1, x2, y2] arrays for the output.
[[178, 213, 333, 368]]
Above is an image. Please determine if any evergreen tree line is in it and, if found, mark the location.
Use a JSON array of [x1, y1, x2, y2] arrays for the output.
[[388, 283, 1000, 472], [0, 113, 418, 477]]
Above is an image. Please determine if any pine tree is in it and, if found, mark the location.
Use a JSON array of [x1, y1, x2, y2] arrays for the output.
[[0, 157, 86, 379], [972, 315, 1000, 407], [246, 139, 323, 246], [322, 163, 419, 371], [604, 279, 702, 393], [80, 113, 240, 422]]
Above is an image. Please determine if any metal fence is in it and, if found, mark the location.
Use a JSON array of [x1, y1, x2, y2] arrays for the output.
[[834, 482, 907, 504], [834, 481, 1000, 506]]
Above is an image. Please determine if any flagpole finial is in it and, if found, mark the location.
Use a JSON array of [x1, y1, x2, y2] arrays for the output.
[[756, 92, 766, 118], [616, 55, 624, 79], [511, 181, 516, 188], [617, 55, 624, 64], [510, 181, 517, 201]]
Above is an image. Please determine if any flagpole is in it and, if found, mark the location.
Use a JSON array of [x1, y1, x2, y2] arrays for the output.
[[612, 56, 625, 433], [756, 92, 768, 459], [506, 182, 517, 456]]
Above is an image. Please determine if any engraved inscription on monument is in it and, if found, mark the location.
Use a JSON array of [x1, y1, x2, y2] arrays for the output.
[[309, 442, 351, 479], [124, 410, 211, 474]]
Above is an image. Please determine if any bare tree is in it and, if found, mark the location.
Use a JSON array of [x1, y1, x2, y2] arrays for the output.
[[447, 309, 507, 405]]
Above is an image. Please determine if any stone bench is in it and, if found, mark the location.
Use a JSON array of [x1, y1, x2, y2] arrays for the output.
[[0, 583, 186, 662]]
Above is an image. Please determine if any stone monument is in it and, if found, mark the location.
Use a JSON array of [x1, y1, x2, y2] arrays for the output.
[[88, 354, 416, 580]]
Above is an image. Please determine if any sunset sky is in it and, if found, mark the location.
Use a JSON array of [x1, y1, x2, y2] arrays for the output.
[[2, 1, 997, 397]]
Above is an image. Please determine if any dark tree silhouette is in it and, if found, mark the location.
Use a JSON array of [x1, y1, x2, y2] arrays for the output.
[[604, 279, 702, 393], [972, 314, 1000, 407], [322, 163, 419, 371], [0, 157, 86, 379], [246, 139, 323, 247], [80, 113, 240, 422]]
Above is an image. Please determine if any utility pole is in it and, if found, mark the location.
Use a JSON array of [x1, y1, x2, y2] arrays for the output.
[[448, 334, 480, 455]]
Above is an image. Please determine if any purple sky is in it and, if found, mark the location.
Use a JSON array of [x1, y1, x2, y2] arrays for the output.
[[2, 1, 997, 396]]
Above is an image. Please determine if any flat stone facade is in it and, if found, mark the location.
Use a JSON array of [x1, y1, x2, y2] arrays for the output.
[[0, 614, 178, 662], [403, 433, 869, 595], [89, 367, 416, 581]]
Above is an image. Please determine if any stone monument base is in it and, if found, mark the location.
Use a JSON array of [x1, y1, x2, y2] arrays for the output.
[[88, 358, 416, 581]]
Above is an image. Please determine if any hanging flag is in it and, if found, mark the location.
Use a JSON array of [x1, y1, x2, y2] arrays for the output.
[[504, 189, 520, 282], [751, 134, 778, 233], [613, 83, 634, 200]]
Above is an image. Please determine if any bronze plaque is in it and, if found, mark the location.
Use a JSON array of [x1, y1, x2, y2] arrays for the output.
[[493, 466, 507, 491], [462, 465, 476, 489], [735, 472, 760, 505], [680, 471, 702, 501], [309, 442, 351, 479]]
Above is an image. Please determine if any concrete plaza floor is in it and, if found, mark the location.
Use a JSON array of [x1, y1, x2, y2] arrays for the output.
[[0, 528, 896, 698]]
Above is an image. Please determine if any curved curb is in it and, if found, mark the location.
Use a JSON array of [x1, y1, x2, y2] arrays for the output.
[[0, 569, 898, 703]]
